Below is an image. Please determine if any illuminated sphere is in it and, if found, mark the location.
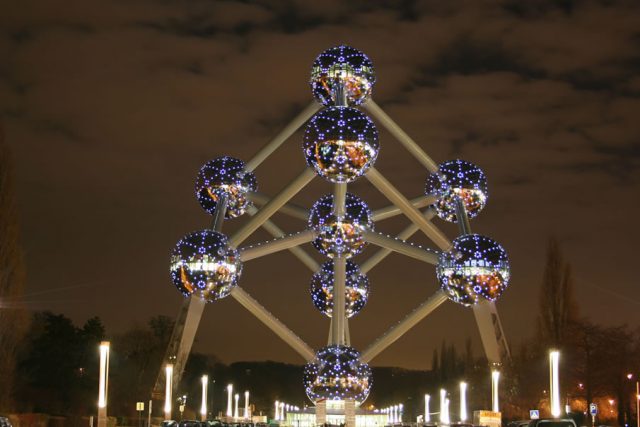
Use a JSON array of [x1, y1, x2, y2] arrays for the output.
[[304, 106, 379, 183], [170, 230, 242, 302], [195, 156, 257, 218], [303, 345, 372, 402], [310, 260, 370, 318], [310, 45, 375, 106], [308, 193, 374, 258], [436, 234, 510, 306], [425, 159, 488, 222]]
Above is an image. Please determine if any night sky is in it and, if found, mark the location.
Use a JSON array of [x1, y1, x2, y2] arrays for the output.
[[2, 0, 640, 370]]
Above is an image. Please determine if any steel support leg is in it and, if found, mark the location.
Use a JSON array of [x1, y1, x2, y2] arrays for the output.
[[372, 195, 436, 221], [362, 230, 439, 265], [248, 192, 309, 221], [239, 229, 316, 262], [331, 257, 347, 345], [473, 301, 511, 365]]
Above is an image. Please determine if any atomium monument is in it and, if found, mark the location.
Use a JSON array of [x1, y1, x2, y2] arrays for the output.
[[155, 44, 512, 426]]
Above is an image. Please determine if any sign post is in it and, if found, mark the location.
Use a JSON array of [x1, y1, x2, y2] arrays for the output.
[[589, 403, 598, 427], [529, 410, 539, 420]]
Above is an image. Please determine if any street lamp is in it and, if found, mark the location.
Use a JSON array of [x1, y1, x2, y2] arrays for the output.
[[98, 341, 110, 427], [492, 370, 500, 413], [244, 391, 250, 420], [234, 393, 239, 419], [460, 382, 468, 422], [550, 351, 561, 418], [424, 394, 431, 423], [164, 364, 174, 420], [226, 384, 233, 417], [201, 375, 208, 421]]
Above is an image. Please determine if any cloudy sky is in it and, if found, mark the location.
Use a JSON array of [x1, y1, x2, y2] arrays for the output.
[[2, 0, 640, 370]]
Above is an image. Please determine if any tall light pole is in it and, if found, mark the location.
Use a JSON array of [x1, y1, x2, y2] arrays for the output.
[[234, 393, 239, 419], [200, 375, 208, 421], [98, 341, 110, 427], [550, 351, 561, 418], [275, 400, 280, 421], [440, 389, 449, 424], [164, 364, 174, 420], [425, 394, 431, 423], [460, 382, 468, 422], [492, 370, 500, 413], [244, 391, 250, 420], [226, 384, 233, 417]]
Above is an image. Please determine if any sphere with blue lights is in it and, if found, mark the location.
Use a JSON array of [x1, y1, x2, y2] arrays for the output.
[[195, 156, 257, 218], [425, 159, 488, 222], [311, 260, 370, 318], [308, 193, 373, 258], [303, 345, 372, 403], [436, 234, 510, 306], [310, 45, 375, 106], [170, 230, 242, 302], [304, 106, 379, 183]]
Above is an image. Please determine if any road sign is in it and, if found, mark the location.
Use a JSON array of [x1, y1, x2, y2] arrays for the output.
[[529, 410, 540, 420], [589, 403, 598, 416], [136, 402, 145, 411]]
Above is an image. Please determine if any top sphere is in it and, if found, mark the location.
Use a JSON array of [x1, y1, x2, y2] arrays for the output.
[[303, 106, 379, 183], [170, 229, 242, 302], [303, 345, 372, 403], [436, 234, 510, 306], [310, 45, 375, 106], [425, 159, 488, 222], [195, 156, 257, 218]]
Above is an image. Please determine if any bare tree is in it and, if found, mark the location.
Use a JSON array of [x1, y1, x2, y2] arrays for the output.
[[0, 122, 29, 411], [537, 237, 579, 347]]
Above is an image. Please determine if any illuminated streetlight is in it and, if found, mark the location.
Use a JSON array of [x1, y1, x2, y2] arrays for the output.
[[200, 375, 208, 421], [226, 385, 233, 417], [424, 394, 431, 423], [440, 389, 449, 424], [244, 391, 250, 419], [492, 370, 500, 413], [164, 364, 173, 419], [234, 393, 239, 419], [98, 341, 110, 427], [460, 382, 468, 422], [275, 401, 280, 421], [550, 351, 561, 418]]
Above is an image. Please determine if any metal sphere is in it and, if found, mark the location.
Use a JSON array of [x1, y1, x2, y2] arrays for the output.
[[437, 234, 510, 306], [310, 260, 370, 318], [170, 229, 242, 302], [308, 193, 374, 258], [304, 106, 379, 183], [303, 345, 372, 403], [310, 45, 375, 106], [195, 156, 257, 218], [425, 159, 488, 222]]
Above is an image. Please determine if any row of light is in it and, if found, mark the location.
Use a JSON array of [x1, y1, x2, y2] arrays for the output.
[[225, 384, 252, 420], [274, 400, 300, 421], [378, 403, 404, 423]]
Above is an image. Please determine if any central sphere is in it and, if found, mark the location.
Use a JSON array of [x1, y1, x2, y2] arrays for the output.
[[195, 156, 257, 218], [170, 230, 242, 302], [303, 345, 372, 403], [308, 193, 373, 258], [437, 234, 510, 306], [310, 260, 370, 318], [304, 106, 379, 183], [425, 159, 488, 223], [310, 45, 375, 106]]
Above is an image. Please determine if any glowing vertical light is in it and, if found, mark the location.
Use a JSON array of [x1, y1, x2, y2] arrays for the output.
[[226, 385, 233, 417], [424, 394, 431, 423], [275, 401, 280, 421], [98, 342, 110, 408], [492, 370, 500, 413], [550, 351, 561, 417], [164, 364, 173, 419], [460, 382, 468, 422], [440, 389, 447, 424], [244, 391, 250, 419], [200, 375, 208, 419], [399, 404, 404, 422], [280, 402, 285, 421], [234, 393, 239, 419], [443, 398, 451, 425]]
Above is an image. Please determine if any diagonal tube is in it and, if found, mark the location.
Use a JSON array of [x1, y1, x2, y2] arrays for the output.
[[248, 192, 309, 221], [360, 290, 448, 363], [361, 208, 436, 274], [230, 168, 316, 247], [363, 100, 439, 173], [239, 229, 316, 261], [230, 287, 315, 361], [331, 257, 347, 345], [362, 230, 439, 265], [366, 168, 451, 251], [245, 101, 321, 172], [372, 195, 436, 221], [333, 182, 347, 217], [454, 197, 472, 235]]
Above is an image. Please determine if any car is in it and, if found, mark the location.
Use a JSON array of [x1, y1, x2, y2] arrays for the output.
[[0, 417, 12, 427], [508, 420, 531, 427], [528, 419, 577, 427], [161, 420, 178, 427]]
